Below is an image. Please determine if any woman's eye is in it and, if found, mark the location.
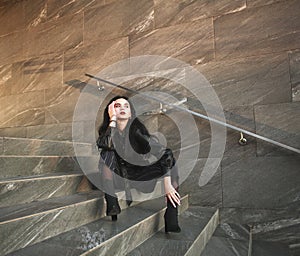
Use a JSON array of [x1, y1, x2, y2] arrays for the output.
[[114, 103, 121, 108]]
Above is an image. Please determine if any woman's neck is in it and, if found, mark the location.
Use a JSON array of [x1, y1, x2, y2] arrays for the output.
[[117, 119, 129, 132]]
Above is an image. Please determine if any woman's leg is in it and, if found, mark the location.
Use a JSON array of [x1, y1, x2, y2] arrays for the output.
[[102, 164, 121, 221], [164, 165, 181, 233]]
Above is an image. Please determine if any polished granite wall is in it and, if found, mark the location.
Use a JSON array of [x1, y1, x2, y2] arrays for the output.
[[0, 0, 299, 247]]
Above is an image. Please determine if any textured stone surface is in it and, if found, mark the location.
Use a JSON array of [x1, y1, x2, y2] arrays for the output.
[[213, 223, 250, 241], [0, 155, 95, 179], [0, 126, 27, 138], [26, 123, 73, 141], [0, 31, 24, 66], [195, 53, 291, 108], [215, 0, 300, 59], [252, 240, 290, 256], [222, 156, 300, 209], [63, 37, 129, 85], [255, 102, 300, 156], [0, 0, 25, 36], [0, 61, 23, 97], [47, 0, 105, 21], [252, 218, 300, 245], [181, 159, 222, 207], [128, 207, 218, 256], [24, 13, 83, 58], [84, 0, 154, 42], [21, 53, 63, 92], [0, 91, 45, 128], [44, 87, 81, 124], [1, 137, 92, 156], [247, 0, 286, 8], [201, 236, 249, 256], [23, 0, 47, 29], [7, 196, 188, 256], [130, 19, 214, 67], [289, 50, 300, 102], [0, 173, 83, 207], [154, 0, 246, 28], [220, 206, 299, 225], [0, 191, 103, 255]]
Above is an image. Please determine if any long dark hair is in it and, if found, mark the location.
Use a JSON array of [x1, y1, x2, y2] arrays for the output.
[[98, 95, 151, 153]]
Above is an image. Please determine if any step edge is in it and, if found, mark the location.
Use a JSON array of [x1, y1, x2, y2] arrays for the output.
[[80, 195, 189, 256], [186, 208, 220, 256]]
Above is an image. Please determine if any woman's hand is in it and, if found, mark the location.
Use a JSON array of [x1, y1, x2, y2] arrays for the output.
[[108, 101, 117, 119], [164, 176, 181, 208]]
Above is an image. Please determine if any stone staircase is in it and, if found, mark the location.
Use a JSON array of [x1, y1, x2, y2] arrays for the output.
[[0, 137, 295, 256]]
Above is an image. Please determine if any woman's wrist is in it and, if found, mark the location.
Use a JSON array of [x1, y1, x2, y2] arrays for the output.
[[109, 120, 116, 128], [110, 115, 117, 122]]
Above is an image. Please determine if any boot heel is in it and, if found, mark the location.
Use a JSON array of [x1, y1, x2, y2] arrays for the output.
[[111, 215, 117, 221]]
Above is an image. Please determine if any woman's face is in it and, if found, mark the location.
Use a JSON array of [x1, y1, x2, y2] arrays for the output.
[[114, 98, 131, 120]]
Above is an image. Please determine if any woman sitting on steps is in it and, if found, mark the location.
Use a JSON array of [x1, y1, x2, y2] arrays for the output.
[[97, 95, 181, 233]]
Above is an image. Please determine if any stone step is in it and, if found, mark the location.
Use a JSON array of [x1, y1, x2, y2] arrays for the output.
[[0, 155, 99, 179], [0, 189, 146, 255], [0, 136, 95, 156], [6, 195, 189, 256], [0, 172, 84, 207], [201, 223, 291, 256], [0, 191, 103, 255], [127, 206, 219, 256]]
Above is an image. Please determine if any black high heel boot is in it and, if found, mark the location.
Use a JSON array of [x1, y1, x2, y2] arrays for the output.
[[104, 180, 121, 221], [104, 193, 121, 221], [164, 198, 181, 233]]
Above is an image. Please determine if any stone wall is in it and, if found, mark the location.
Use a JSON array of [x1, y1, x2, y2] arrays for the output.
[[0, 0, 299, 218]]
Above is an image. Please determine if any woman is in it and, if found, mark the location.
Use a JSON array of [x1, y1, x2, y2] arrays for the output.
[[97, 96, 181, 233]]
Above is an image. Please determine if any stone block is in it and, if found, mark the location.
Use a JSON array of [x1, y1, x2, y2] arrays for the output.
[[24, 0, 47, 29], [154, 0, 246, 28], [252, 241, 291, 256], [0, 192, 103, 255], [128, 207, 218, 256], [21, 53, 63, 92], [254, 102, 300, 156], [6, 196, 188, 256], [63, 37, 129, 85], [221, 156, 300, 209], [0, 0, 24, 36], [180, 158, 222, 207], [26, 123, 73, 141], [201, 236, 248, 256], [0, 62, 23, 97], [289, 50, 300, 102], [0, 173, 83, 207], [1, 137, 92, 156], [44, 87, 80, 124], [214, 0, 300, 59], [47, 0, 105, 21], [0, 127, 27, 138], [0, 156, 91, 179], [0, 31, 24, 66], [220, 207, 299, 225], [247, 0, 286, 8], [130, 19, 214, 68], [0, 91, 45, 128], [84, 0, 154, 42], [213, 223, 250, 241], [195, 53, 291, 108], [24, 13, 83, 58]]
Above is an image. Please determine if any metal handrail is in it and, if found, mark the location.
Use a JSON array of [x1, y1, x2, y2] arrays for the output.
[[85, 73, 300, 154]]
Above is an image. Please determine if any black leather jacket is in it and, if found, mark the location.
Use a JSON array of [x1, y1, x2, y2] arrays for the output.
[[97, 125, 175, 181]]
